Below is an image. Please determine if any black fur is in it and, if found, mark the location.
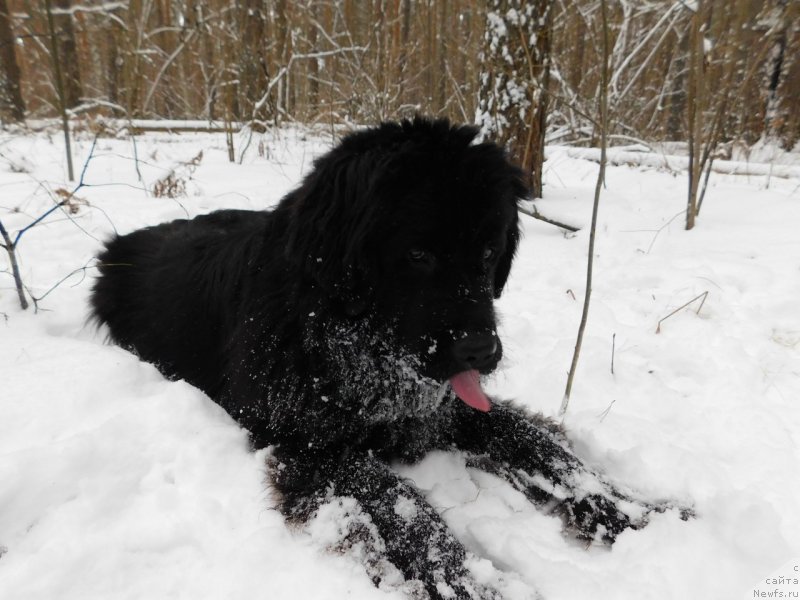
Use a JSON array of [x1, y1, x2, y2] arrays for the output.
[[92, 119, 673, 599]]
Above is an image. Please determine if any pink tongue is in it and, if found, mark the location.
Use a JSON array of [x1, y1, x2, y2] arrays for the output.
[[449, 370, 491, 412]]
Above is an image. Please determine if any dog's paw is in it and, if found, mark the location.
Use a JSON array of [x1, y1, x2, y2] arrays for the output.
[[556, 493, 635, 544], [400, 574, 504, 600], [434, 577, 504, 600], [307, 497, 404, 587], [556, 493, 695, 544]]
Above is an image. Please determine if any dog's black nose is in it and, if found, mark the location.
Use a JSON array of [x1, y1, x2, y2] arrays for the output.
[[453, 333, 499, 370]]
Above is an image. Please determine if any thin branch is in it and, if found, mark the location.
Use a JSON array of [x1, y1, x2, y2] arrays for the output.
[[141, 28, 199, 114], [14, 136, 98, 247], [517, 203, 580, 233], [28, 260, 133, 312], [0, 136, 99, 310], [250, 46, 368, 121], [613, 6, 683, 102], [611, 333, 616, 375], [696, 156, 714, 216], [656, 291, 708, 334], [0, 220, 28, 309], [560, 0, 610, 417], [645, 209, 687, 254], [598, 400, 616, 422]]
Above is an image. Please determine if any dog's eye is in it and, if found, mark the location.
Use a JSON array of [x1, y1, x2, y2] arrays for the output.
[[483, 247, 496, 261], [407, 248, 436, 270], [408, 248, 430, 263]]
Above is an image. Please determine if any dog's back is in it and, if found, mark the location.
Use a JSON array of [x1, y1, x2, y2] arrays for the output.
[[92, 209, 268, 396]]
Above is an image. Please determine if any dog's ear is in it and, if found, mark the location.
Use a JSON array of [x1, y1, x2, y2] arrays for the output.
[[493, 175, 527, 298], [284, 146, 381, 309], [494, 216, 519, 298]]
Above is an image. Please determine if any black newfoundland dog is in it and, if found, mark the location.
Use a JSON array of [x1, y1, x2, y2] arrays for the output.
[[92, 119, 675, 599]]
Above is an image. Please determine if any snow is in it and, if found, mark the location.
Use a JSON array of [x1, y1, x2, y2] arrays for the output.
[[563, 146, 800, 179], [1, 127, 799, 600]]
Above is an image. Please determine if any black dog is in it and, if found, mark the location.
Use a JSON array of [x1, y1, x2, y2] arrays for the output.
[[92, 119, 672, 599]]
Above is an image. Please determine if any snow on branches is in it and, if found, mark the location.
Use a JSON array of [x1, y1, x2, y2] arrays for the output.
[[476, 0, 552, 197]]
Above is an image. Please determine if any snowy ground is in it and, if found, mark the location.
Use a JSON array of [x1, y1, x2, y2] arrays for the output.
[[1, 126, 799, 600]]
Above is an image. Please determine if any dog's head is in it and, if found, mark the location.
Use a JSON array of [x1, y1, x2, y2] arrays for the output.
[[286, 118, 527, 412]]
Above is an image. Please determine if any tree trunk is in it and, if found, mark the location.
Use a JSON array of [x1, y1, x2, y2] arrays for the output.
[[477, 0, 553, 199], [685, 0, 704, 231], [396, 0, 411, 105], [105, 7, 122, 113], [0, 0, 25, 122], [154, 0, 179, 118], [773, 1, 800, 149], [241, 0, 268, 122], [53, 0, 82, 108], [308, 1, 319, 116], [763, 0, 793, 144], [271, 0, 291, 121], [435, 0, 447, 113], [667, 30, 688, 141]]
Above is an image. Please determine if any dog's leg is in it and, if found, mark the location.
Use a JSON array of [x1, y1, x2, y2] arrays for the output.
[[270, 450, 502, 600], [449, 401, 688, 544]]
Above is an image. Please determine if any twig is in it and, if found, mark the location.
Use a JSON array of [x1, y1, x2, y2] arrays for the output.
[[656, 291, 709, 334], [0, 220, 28, 309], [250, 46, 367, 124], [141, 28, 199, 114], [645, 209, 686, 254], [560, 0, 610, 417], [28, 260, 131, 313], [129, 121, 147, 194], [611, 333, 616, 375], [517, 203, 580, 233], [0, 136, 99, 310], [598, 400, 616, 422], [13, 136, 98, 247]]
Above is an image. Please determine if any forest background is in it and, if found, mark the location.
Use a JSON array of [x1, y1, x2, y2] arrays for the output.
[[1, 0, 798, 198]]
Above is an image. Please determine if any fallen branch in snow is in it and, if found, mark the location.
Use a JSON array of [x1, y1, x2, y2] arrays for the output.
[[517, 203, 580, 232], [656, 291, 709, 334], [564, 147, 800, 180]]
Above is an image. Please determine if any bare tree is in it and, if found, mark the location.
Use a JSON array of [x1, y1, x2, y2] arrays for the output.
[[560, 0, 610, 416], [477, 0, 553, 198], [51, 0, 82, 109], [0, 0, 25, 122], [44, 0, 74, 180], [1, 0, 796, 149], [685, 0, 704, 230], [237, 0, 269, 123], [685, 0, 777, 228], [762, 0, 800, 147]]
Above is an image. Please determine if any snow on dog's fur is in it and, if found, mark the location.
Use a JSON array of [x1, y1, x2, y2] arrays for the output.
[[92, 118, 675, 599]]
